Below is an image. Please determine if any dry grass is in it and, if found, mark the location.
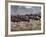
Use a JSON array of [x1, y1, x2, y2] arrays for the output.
[[11, 19, 41, 31]]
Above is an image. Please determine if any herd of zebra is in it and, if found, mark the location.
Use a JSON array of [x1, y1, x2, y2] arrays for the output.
[[11, 14, 41, 22]]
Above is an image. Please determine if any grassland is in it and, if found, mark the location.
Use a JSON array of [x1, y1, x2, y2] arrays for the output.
[[11, 19, 41, 31]]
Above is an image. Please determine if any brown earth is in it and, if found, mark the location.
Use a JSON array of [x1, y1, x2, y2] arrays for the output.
[[11, 19, 41, 31]]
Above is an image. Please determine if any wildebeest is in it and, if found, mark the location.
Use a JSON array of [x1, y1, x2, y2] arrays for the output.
[[11, 16, 21, 22], [11, 16, 17, 22], [19, 15, 30, 22], [33, 16, 40, 20], [11, 15, 30, 22], [11, 14, 41, 22], [38, 15, 41, 18]]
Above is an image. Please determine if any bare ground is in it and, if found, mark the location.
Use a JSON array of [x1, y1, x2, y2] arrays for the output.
[[11, 19, 41, 31]]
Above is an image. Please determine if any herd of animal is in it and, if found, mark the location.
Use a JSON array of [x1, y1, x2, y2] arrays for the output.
[[11, 14, 41, 22]]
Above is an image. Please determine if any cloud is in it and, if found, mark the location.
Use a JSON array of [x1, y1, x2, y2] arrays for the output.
[[25, 6, 32, 8], [11, 6, 41, 16]]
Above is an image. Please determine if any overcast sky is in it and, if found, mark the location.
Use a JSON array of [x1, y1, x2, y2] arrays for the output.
[[11, 5, 41, 16]]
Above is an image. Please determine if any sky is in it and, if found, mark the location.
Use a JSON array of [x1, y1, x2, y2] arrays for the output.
[[11, 5, 41, 16]]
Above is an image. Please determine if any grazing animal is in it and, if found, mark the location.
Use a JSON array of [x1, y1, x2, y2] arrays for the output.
[[34, 18, 40, 20], [11, 15, 29, 22], [11, 14, 41, 22], [38, 16, 41, 18], [20, 15, 29, 22], [33, 16, 40, 20], [11, 16, 16, 22]]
